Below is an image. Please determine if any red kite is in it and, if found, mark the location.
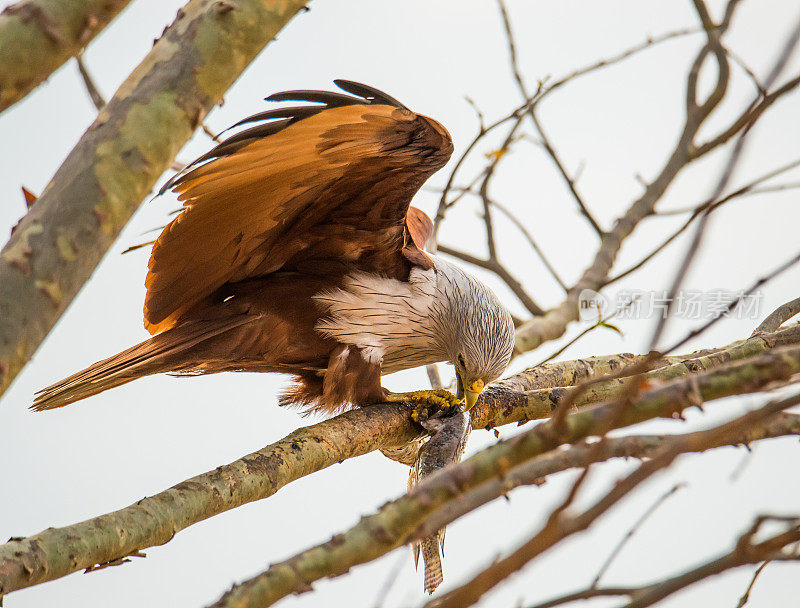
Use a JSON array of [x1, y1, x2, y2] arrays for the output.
[[34, 81, 515, 416]]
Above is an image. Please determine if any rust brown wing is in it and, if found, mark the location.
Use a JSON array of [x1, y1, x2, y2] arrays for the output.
[[145, 81, 453, 334]]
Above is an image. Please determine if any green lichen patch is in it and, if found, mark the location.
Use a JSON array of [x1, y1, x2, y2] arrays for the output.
[[0, 222, 43, 273]]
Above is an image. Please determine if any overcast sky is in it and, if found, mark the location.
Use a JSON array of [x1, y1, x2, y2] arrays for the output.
[[2, 1, 800, 607]]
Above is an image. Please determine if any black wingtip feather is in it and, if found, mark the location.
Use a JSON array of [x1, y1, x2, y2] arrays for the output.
[[333, 80, 409, 110], [264, 90, 361, 106], [223, 105, 325, 133], [159, 81, 409, 197]]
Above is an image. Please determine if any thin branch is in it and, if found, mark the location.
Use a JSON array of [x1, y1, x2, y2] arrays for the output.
[[648, 1, 800, 352], [725, 45, 768, 96], [662, 247, 800, 354], [532, 300, 634, 368], [490, 199, 568, 291], [524, 528, 792, 608], [606, 158, 800, 286], [692, 73, 800, 159], [371, 553, 407, 608], [754, 296, 800, 334], [433, 25, 700, 236], [592, 483, 685, 587], [621, 527, 799, 608], [75, 52, 105, 110], [735, 561, 770, 608], [528, 108, 602, 234], [497, 0, 603, 235], [0, 0, 133, 114], [524, 587, 636, 608]]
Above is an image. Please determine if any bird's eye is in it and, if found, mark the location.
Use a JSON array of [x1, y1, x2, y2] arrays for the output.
[[457, 353, 466, 369]]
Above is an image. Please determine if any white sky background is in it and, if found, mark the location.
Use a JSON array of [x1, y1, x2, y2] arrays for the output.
[[1, 0, 800, 606]]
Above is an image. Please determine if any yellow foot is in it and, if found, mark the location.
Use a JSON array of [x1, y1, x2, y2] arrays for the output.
[[384, 389, 463, 423]]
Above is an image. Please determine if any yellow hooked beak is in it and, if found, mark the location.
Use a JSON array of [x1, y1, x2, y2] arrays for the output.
[[464, 379, 485, 411]]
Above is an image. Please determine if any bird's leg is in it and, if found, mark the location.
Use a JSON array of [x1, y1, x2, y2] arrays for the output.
[[383, 389, 462, 423]]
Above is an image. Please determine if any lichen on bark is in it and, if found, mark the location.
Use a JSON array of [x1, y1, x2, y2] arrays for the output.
[[0, 0, 310, 397]]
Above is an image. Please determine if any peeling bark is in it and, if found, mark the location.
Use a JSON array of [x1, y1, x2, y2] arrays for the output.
[[0, 0, 310, 397]]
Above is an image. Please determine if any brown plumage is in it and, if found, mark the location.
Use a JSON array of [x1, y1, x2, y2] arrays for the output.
[[33, 81, 456, 413], [33, 81, 515, 419]]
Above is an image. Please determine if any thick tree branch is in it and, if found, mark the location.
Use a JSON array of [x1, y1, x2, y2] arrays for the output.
[[208, 382, 800, 608], [0, 404, 424, 597], [416, 412, 800, 545], [477, 323, 800, 429], [2, 322, 799, 599], [0, 0, 309, 397], [0, 0, 132, 113], [425, 391, 800, 608]]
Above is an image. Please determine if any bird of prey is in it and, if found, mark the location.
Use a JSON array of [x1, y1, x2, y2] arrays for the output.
[[33, 80, 515, 420]]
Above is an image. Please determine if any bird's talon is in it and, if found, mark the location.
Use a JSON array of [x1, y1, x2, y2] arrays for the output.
[[385, 389, 463, 423]]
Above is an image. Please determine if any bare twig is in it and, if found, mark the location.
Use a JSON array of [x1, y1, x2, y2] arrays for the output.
[[734, 561, 770, 608], [75, 52, 105, 110], [533, 299, 635, 368], [662, 248, 800, 354], [433, 25, 700, 236], [490, 199, 568, 291], [371, 553, 407, 608], [592, 483, 685, 587], [497, 0, 602, 236], [524, 528, 792, 608], [606, 158, 800, 286], [754, 296, 800, 334]]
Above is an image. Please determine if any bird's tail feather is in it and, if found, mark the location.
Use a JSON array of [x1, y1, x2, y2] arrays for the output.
[[420, 536, 444, 594], [32, 318, 248, 411]]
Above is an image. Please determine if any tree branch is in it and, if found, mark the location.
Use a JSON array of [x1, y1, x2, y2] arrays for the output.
[[0, 403, 424, 597], [524, 521, 795, 608], [754, 296, 800, 334], [0, 0, 309, 397], [477, 323, 800, 429], [208, 388, 800, 608], [0, 0, 132, 113], [425, 391, 800, 608], [2, 321, 799, 599], [512, 1, 800, 356]]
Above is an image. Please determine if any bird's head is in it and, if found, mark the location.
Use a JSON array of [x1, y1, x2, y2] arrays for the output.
[[437, 261, 516, 411], [451, 322, 514, 410]]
